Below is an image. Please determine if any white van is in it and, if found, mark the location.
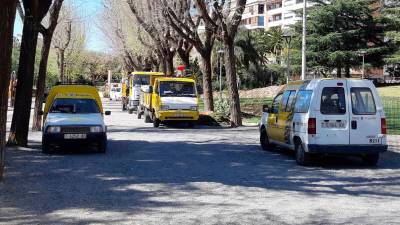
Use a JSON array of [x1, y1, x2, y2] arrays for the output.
[[259, 79, 388, 166]]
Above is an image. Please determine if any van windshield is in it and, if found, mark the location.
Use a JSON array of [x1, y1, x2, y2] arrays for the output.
[[320, 87, 346, 115], [351, 88, 376, 115], [50, 98, 100, 114], [133, 75, 150, 85], [159, 81, 196, 97]]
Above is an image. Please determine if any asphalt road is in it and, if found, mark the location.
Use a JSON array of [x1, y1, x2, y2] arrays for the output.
[[1, 100, 400, 225]]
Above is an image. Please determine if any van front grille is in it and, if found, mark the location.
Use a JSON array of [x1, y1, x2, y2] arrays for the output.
[[61, 126, 90, 133]]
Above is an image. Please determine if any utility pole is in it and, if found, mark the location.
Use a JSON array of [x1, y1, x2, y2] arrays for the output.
[[301, 0, 307, 80]]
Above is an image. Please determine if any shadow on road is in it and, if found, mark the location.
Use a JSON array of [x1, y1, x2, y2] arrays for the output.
[[1, 137, 400, 224]]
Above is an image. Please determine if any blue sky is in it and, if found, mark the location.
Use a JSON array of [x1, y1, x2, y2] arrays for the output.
[[14, 0, 110, 52]]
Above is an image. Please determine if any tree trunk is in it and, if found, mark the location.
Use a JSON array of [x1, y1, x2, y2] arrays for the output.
[[165, 52, 174, 76], [177, 49, 190, 68], [199, 51, 214, 111], [224, 39, 242, 127], [59, 49, 65, 82], [8, 15, 39, 147], [337, 65, 342, 78], [0, 0, 17, 179], [345, 65, 351, 78], [32, 34, 53, 131]]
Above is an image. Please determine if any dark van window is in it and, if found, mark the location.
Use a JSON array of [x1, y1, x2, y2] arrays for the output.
[[271, 93, 283, 114], [281, 90, 296, 112], [320, 87, 346, 115], [50, 98, 100, 114], [351, 88, 376, 115], [294, 90, 313, 113]]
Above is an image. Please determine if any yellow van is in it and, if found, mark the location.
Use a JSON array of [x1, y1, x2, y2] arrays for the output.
[[41, 84, 111, 154], [141, 77, 199, 127]]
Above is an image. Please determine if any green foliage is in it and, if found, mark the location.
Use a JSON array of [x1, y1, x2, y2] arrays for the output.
[[212, 98, 230, 122], [381, 1, 400, 65], [293, 0, 391, 77]]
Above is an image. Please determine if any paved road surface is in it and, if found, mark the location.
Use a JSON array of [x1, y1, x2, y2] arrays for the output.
[[1, 100, 400, 225]]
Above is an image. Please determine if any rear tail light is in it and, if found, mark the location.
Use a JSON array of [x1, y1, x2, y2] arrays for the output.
[[381, 118, 387, 134], [308, 118, 317, 134]]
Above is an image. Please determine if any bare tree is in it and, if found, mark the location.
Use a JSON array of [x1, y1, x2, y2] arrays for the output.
[[8, 0, 52, 146], [163, 0, 217, 111], [0, 0, 17, 179], [32, 0, 65, 131], [127, 0, 179, 75], [196, 0, 246, 127]]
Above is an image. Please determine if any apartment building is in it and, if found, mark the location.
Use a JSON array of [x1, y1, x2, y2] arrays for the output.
[[241, 0, 311, 30]]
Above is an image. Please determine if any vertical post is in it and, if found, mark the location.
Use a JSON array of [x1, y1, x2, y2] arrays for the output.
[[219, 56, 222, 99], [287, 42, 291, 84], [301, 0, 307, 80], [108, 70, 112, 86]]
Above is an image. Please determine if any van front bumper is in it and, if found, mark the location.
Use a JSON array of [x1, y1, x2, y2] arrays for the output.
[[158, 110, 199, 121], [43, 132, 107, 146], [307, 144, 388, 154]]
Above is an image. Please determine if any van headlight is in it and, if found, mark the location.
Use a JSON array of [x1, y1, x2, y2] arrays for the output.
[[47, 126, 61, 133], [161, 105, 170, 111], [190, 106, 198, 111], [90, 126, 103, 133]]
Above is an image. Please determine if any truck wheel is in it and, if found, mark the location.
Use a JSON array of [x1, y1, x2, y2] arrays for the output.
[[137, 111, 142, 119], [362, 154, 379, 166], [98, 138, 107, 153], [260, 128, 273, 151], [144, 109, 152, 123], [153, 118, 160, 128], [295, 141, 312, 166], [128, 108, 133, 114]]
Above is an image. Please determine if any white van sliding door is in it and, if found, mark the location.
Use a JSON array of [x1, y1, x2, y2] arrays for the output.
[[315, 80, 350, 145], [348, 81, 381, 145]]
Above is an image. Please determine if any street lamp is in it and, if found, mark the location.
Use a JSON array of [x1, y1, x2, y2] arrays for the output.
[[217, 49, 224, 99], [301, 0, 307, 80], [283, 29, 294, 84], [359, 50, 367, 79]]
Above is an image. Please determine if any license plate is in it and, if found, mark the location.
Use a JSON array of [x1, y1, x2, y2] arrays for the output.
[[369, 138, 381, 144], [64, 134, 87, 139], [321, 121, 346, 128]]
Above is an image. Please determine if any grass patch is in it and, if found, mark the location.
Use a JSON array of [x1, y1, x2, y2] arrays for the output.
[[378, 85, 400, 97]]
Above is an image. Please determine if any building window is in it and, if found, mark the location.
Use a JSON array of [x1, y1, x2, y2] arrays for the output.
[[258, 4, 264, 14], [258, 16, 264, 26]]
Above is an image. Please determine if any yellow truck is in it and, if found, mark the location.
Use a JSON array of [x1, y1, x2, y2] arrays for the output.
[[127, 71, 164, 115], [140, 77, 200, 127]]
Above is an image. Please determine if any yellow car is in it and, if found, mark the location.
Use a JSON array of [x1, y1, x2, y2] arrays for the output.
[[41, 84, 111, 154]]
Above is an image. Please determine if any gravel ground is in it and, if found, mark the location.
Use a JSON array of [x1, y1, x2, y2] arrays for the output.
[[1, 100, 400, 225]]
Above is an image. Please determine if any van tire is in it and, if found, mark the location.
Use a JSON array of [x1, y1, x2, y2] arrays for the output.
[[144, 109, 151, 123], [362, 154, 379, 166], [137, 111, 142, 119], [153, 118, 160, 128], [98, 138, 107, 153], [42, 138, 52, 154], [260, 128, 273, 151], [295, 142, 312, 166], [128, 108, 133, 114]]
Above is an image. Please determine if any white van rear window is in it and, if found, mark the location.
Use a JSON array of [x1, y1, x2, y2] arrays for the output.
[[351, 88, 376, 115], [294, 91, 312, 113], [320, 87, 346, 115]]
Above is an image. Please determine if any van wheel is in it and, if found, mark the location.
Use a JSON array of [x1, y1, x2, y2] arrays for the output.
[[137, 111, 142, 119], [260, 128, 273, 151], [362, 154, 379, 166], [295, 142, 312, 166], [153, 118, 160, 128], [144, 109, 152, 123], [128, 108, 133, 114], [42, 138, 52, 154]]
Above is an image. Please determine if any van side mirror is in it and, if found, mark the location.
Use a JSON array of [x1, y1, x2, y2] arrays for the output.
[[105, 111, 111, 116], [38, 110, 44, 116], [262, 105, 270, 113]]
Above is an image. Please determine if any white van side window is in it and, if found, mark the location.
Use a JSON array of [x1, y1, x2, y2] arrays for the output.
[[351, 88, 376, 115], [320, 87, 346, 115], [281, 90, 296, 112], [294, 90, 312, 113]]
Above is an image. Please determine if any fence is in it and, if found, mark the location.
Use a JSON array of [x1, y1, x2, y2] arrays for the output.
[[382, 97, 400, 150]]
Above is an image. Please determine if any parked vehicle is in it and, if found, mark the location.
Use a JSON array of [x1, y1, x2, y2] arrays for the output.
[[127, 72, 164, 114], [109, 83, 122, 101], [140, 77, 199, 127], [259, 79, 388, 166], [41, 84, 111, 154]]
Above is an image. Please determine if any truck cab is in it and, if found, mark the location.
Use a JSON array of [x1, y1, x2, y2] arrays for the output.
[[142, 77, 199, 127], [127, 72, 164, 114], [259, 79, 387, 166]]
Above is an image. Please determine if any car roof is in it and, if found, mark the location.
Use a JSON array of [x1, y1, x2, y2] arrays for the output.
[[130, 71, 164, 76]]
